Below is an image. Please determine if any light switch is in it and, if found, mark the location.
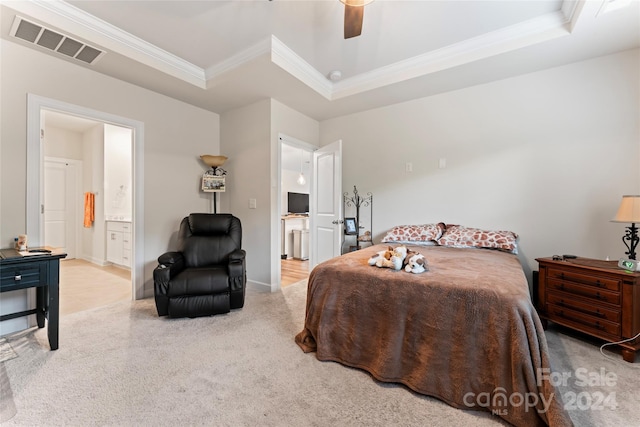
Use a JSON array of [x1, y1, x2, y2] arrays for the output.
[[249, 198, 257, 209], [406, 162, 413, 172], [439, 158, 447, 169]]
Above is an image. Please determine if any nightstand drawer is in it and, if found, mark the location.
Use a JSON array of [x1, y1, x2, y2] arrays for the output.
[[0, 261, 47, 292], [547, 268, 620, 292], [547, 278, 620, 305], [547, 290, 620, 323], [547, 303, 620, 337]]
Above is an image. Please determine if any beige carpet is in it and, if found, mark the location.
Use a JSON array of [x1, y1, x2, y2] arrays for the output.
[[1, 280, 639, 426]]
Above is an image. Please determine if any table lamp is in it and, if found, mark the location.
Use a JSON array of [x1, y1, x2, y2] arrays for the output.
[[612, 195, 640, 260]]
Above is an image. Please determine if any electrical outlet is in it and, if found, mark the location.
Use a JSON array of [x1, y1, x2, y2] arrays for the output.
[[249, 198, 256, 209], [406, 162, 413, 172]]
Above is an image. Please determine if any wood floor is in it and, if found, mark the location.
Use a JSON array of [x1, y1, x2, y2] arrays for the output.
[[59, 259, 131, 317], [281, 258, 309, 287], [58, 257, 306, 316]]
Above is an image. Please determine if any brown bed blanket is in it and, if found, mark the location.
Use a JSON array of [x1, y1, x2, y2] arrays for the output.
[[295, 244, 573, 427]]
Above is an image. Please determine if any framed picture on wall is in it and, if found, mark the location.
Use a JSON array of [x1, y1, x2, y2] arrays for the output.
[[202, 174, 225, 192], [344, 217, 357, 235]]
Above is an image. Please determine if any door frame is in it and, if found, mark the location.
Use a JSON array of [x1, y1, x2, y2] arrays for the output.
[[26, 94, 145, 300], [275, 134, 316, 290]]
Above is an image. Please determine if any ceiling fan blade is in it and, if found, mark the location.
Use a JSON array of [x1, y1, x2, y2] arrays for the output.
[[344, 4, 364, 39]]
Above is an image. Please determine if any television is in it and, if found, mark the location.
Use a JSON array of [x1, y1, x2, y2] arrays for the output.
[[287, 192, 309, 215]]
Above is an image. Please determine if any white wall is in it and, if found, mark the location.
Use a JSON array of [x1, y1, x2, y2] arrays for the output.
[[104, 124, 132, 221], [83, 124, 107, 265], [44, 125, 84, 159], [320, 49, 640, 282], [221, 99, 272, 288], [221, 98, 319, 291], [1, 40, 220, 334]]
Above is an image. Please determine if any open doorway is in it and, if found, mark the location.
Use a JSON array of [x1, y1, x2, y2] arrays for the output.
[[279, 136, 314, 287], [26, 94, 145, 302], [42, 110, 132, 315]]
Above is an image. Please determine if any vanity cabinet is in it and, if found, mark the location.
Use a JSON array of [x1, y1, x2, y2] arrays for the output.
[[106, 221, 131, 267]]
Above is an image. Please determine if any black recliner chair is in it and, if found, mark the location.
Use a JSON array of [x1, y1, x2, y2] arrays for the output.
[[153, 213, 246, 318]]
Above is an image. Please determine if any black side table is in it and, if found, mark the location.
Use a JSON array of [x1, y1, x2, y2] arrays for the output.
[[0, 249, 67, 350]]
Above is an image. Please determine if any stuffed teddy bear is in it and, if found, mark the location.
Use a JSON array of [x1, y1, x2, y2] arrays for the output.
[[367, 246, 394, 266], [375, 245, 408, 271], [404, 252, 428, 274]]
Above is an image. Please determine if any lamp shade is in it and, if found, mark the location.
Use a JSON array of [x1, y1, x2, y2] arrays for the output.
[[200, 155, 227, 168], [339, 0, 374, 6], [612, 195, 640, 223]]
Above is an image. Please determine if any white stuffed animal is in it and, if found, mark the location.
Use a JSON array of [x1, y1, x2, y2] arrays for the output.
[[376, 245, 408, 271], [368, 246, 394, 266], [404, 252, 428, 274]]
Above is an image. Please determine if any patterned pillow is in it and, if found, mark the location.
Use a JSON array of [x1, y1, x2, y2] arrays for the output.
[[436, 225, 518, 254], [381, 223, 445, 244]]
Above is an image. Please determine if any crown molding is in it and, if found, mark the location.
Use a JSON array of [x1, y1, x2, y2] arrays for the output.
[[270, 36, 333, 100], [8, 0, 585, 102], [11, 0, 207, 88], [332, 9, 573, 99], [204, 38, 272, 83]]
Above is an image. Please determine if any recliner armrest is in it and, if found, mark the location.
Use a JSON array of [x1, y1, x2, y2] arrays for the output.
[[155, 251, 186, 283], [158, 251, 184, 266], [228, 249, 246, 278], [228, 249, 245, 263]]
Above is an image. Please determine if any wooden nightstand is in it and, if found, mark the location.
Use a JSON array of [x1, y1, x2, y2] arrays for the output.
[[536, 257, 640, 362]]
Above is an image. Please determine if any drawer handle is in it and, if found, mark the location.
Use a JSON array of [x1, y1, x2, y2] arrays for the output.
[[559, 300, 607, 318], [554, 309, 608, 330], [14, 274, 21, 281], [593, 321, 605, 330], [591, 308, 605, 318]]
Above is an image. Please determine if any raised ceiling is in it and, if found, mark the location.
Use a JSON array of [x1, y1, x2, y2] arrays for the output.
[[2, 0, 638, 121]]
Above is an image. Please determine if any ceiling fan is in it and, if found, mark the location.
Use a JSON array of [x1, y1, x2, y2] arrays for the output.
[[341, 0, 373, 39]]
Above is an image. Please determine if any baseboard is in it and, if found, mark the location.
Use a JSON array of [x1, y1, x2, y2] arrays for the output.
[[80, 255, 109, 267], [247, 280, 271, 293]]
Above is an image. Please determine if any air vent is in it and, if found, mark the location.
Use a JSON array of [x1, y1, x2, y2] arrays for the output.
[[10, 16, 105, 65]]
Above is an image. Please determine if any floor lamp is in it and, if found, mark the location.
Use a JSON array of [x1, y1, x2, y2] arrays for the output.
[[200, 155, 227, 214]]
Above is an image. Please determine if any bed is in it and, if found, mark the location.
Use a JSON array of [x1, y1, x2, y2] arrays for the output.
[[295, 224, 573, 427]]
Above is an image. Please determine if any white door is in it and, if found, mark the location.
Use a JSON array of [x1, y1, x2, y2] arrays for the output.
[[310, 140, 342, 267], [44, 158, 78, 258]]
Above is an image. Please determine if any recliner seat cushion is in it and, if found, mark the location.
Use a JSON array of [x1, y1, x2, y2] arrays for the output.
[[168, 293, 230, 318], [166, 267, 229, 297]]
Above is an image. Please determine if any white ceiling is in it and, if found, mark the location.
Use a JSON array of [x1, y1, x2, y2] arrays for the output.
[[2, 0, 639, 122]]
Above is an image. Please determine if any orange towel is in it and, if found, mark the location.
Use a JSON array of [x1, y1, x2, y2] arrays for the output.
[[84, 192, 95, 228]]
